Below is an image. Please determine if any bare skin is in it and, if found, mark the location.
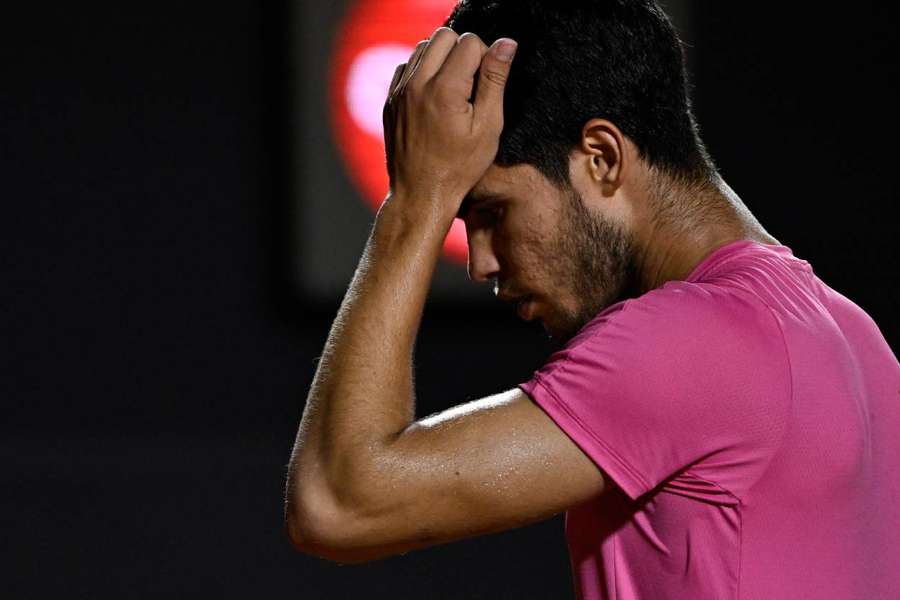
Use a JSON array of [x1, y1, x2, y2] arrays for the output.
[[284, 26, 780, 564]]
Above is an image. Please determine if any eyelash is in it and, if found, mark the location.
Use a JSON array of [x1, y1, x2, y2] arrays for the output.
[[476, 206, 503, 222]]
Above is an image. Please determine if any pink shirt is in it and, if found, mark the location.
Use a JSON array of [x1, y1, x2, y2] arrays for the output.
[[520, 240, 900, 599]]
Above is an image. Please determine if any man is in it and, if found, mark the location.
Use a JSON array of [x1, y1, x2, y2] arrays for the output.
[[285, 1, 899, 598]]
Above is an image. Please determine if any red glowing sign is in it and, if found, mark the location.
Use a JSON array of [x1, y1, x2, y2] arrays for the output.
[[330, 0, 468, 264]]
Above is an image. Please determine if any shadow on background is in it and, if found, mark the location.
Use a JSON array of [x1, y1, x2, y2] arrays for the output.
[[2, 1, 896, 598]]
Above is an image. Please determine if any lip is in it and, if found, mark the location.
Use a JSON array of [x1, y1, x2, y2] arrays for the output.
[[497, 288, 536, 321], [515, 296, 536, 321]]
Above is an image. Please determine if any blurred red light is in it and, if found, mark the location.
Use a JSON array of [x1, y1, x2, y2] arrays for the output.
[[329, 0, 469, 264]]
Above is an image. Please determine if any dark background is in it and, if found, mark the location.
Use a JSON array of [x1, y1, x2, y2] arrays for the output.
[[3, 2, 897, 598]]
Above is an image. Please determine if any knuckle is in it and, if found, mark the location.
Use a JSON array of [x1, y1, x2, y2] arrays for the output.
[[461, 33, 488, 56], [430, 68, 448, 89], [433, 26, 458, 42], [482, 69, 508, 86], [431, 90, 460, 112], [457, 31, 482, 45], [428, 81, 471, 111]]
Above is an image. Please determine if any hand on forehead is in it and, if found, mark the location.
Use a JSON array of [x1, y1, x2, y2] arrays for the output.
[[382, 26, 517, 215], [391, 27, 517, 116]]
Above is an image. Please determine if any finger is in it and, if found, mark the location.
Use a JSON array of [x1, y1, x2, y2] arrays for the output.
[[395, 40, 429, 96], [387, 63, 404, 99], [473, 38, 517, 128], [407, 27, 459, 88], [432, 32, 488, 103]]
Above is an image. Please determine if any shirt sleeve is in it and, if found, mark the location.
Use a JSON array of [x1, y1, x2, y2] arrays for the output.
[[519, 283, 792, 502]]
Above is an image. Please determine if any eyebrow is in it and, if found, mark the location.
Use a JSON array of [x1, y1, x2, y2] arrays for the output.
[[456, 191, 509, 219]]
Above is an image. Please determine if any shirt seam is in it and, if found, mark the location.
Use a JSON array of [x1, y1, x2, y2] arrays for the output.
[[529, 372, 652, 496], [532, 257, 798, 600], [703, 286, 797, 504], [676, 469, 743, 599], [687, 287, 795, 600], [690, 244, 811, 283]]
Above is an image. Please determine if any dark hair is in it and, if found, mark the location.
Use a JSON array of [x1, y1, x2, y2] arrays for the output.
[[445, 0, 715, 187]]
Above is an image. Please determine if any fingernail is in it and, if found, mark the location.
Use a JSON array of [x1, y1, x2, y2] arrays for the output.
[[493, 38, 517, 62]]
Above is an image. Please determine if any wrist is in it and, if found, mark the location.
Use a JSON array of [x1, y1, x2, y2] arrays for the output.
[[387, 182, 463, 222], [364, 194, 446, 300], [375, 189, 458, 240]]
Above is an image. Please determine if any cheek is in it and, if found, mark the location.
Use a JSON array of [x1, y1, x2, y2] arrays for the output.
[[498, 207, 563, 280], [508, 211, 554, 250], [504, 235, 552, 284]]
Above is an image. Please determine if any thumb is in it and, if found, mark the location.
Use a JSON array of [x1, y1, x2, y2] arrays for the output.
[[473, 38, 517, 128]]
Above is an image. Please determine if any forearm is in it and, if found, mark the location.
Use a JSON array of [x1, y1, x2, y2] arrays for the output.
[[285, 28, 514, 558], [287, 195, 450, 506]]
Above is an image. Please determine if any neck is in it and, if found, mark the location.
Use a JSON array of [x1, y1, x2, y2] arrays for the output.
[[633, 172, 779, 294]]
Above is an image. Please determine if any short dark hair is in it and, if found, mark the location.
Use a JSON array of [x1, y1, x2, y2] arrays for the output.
[[445, 0, 716, 187]]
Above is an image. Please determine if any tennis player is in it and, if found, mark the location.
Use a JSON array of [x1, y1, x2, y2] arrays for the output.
[[286, 2, 899, 598]]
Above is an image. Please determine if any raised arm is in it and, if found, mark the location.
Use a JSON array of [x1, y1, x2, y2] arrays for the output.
[[284, 28, 608, 564]]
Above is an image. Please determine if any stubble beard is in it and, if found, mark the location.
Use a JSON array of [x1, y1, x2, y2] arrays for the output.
[[546, 187, 639, 344]]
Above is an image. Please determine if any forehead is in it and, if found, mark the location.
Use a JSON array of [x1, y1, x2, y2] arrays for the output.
[[469, 162, 557, 201]]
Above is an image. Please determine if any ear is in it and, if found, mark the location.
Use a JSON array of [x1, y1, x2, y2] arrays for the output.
[[577, 119, 629, 196]]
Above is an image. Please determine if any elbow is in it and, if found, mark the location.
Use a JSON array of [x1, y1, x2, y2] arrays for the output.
[[284, 483, 357, 563], [284, 502, 330, 559], [284, 480, 401, 565], [285, 516, 353, 563]]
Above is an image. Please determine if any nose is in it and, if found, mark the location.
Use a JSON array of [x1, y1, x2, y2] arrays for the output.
[[466, 226, 501, 283]]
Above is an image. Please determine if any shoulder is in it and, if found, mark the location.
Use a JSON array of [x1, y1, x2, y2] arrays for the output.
[[565, 280, 783, 363], [521, 278, 794, 500], [527, 280, 791, 406]]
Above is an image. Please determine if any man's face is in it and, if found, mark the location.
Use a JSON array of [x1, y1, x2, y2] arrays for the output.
[[461, 163, 639, 343]]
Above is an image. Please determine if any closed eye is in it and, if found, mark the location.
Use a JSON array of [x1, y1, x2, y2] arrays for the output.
[[458, 191, 511, 220], [474, 205, 504, 226]]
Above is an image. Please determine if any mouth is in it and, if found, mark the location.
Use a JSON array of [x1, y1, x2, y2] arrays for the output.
[[496, 288, 537, 322], [514, 295, 536, 321]]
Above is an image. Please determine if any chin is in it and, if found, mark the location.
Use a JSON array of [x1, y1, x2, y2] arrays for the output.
[[541, 316, 580, 346], [543, 303, 601, 345]]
